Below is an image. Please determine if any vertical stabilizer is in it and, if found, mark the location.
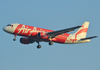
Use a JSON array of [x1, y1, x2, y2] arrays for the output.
[[74, 21, 89, 40]]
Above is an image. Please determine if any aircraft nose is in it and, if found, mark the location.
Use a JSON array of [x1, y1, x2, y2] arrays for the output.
[[3, 26, 14, 34], [3, 27, 9, 32], [3, 27, 7, 32]]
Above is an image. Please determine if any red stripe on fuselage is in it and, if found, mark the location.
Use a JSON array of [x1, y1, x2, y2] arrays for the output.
[[54, 33, 70, 43], [14, 24, 70, 43]]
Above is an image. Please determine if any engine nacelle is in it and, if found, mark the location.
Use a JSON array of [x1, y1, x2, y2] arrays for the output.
[[20, 38, 34, 44]]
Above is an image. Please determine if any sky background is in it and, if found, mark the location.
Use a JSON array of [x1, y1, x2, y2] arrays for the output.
[[0, 0, 100, 70]]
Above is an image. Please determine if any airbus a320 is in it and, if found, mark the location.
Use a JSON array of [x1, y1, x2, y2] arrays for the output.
[[3, 21, 97, 49]]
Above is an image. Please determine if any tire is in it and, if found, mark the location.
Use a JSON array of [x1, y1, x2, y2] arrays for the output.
[[49, 41, 53, 45], [37, 45, 41, 49]]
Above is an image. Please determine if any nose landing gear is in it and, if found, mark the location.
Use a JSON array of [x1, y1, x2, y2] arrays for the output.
[[13, 34, 17, 41], [13, 38, 16, 41]]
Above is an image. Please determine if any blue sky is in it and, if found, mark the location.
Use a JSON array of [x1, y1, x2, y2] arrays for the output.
[[0, 0, 100, 70]]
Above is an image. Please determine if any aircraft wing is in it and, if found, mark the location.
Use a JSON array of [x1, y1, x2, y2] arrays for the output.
[[47, 26, 81, 39]]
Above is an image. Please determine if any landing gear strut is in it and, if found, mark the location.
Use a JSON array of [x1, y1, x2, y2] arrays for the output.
[[48, 36, 53, 45], [13, 34, 17, 41], [36, 41, 41, 49]]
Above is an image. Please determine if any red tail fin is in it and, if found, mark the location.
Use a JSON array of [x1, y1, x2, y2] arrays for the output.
[[74, 21, 89, 39]]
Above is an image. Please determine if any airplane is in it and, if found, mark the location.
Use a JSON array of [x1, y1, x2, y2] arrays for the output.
[[3, 21, 97, 49]]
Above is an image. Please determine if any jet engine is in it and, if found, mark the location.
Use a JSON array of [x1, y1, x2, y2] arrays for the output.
[[20, 38, 34, 44]]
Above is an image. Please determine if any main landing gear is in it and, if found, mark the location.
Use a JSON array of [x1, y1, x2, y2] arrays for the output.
[[36, 36, 54, 49], [49, 41, 53, 45], [13, 34, 17, 41], [37, 45, 41, 49], [36, 41, 41, 49], [36, 41, 53, 49], [48, 37, 53, 45]]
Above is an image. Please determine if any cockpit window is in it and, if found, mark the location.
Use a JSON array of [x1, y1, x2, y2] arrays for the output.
[[7, 24, 13, 27], [7, 24, 10, 26]]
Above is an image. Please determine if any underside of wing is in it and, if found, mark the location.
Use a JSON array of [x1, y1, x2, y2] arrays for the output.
[[47, 26, 81, 39]]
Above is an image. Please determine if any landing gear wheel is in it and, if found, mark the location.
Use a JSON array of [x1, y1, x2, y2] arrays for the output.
[[13, 34, 17, 41], [13, 39, 16, 41], [37, 45, 41, 49], [49, 41, 53, 45]]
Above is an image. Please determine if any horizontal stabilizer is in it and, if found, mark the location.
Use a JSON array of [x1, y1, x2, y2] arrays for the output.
[[80, 36, 98, 40]]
